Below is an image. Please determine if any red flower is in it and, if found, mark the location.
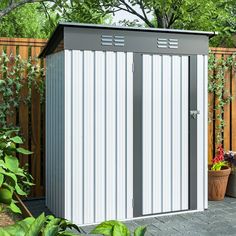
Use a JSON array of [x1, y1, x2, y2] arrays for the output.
[[212, 145, 224, 164]]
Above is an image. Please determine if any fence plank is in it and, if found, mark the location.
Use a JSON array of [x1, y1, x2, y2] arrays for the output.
[[208, 68, 214, 163], [232, 59, 236, 150], [6, 45, 17, 126], [31, 46, 43, 196], [223, 54, 231, 152], [214, 53, 223, 153], [18, 46, 29, 169]]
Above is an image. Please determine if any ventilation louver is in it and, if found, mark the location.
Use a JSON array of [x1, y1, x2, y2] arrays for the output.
[[101, 35, 125, 47], [157, 38, 179, 49]]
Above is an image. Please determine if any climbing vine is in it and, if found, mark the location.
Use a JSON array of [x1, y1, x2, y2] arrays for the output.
[[0, 51, 44, 127], [208, 52, 236, 145]]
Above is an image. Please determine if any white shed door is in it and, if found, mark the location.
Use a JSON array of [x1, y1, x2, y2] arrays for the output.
[[142, 54, 189, 214], [70, 50, 133, 225]]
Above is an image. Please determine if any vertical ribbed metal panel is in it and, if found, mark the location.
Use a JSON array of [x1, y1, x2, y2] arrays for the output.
[[204, 56, 208, 210], [181, 56, 189, 210], [71, 51, 83, 223], [94, 51, 106, 222], [197, 55, 204, 211], [142, 54, 189, 215], [197, 55, 208, 211], [65, 50, 133, 225], [64, 51, 72, 219], [46, 51, 65, 218]]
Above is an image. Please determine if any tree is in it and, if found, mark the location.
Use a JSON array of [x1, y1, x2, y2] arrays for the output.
[[0, 3, 52, 38], [83, 0, 236, 46], [0, 0, 58, 19], [0, 0, 235, 47]]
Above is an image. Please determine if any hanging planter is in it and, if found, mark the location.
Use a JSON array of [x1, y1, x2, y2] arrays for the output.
[[208, 145, 231, 201]]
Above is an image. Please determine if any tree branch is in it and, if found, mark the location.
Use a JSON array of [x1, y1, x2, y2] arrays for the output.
[[119, 0, 155, 27], [138, 0, 149, 23], [0, 0, 55, 19]]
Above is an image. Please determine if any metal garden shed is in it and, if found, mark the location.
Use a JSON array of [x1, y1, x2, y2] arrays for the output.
[[40, 23, 215, 226]]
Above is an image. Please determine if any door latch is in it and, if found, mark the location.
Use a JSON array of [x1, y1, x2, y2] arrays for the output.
[[190, 110, 200, 119]]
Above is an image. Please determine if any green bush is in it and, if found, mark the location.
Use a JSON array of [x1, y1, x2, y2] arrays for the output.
[[0, 214, 147, 236], [0, 213, 82, 236], [0, 128, 33, 213]]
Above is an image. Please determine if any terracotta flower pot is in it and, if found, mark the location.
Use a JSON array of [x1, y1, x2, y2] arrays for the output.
[[208, 166, 231, 201]]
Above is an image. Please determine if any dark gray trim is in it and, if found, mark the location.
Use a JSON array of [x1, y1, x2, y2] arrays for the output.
[[189, 56, 198, 210], [133, 53, 143, 217], [40, 23, 215, 57], [60, 22, 216, 35]]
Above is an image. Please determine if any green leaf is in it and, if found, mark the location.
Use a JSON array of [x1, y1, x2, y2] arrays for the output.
[[10, 136, 23, 144], [90, 220, 115, 235], [25, 213, 46, 236], [16, 148, 33, 155], [113, 223, 130, 236], [2, 217, 35, 236], [43, 225, 59, 236], [134, 225, 147, 236], [15, 183, 27, 196], [0, 172, 17, 186], [90, 220, 129, 236], [8, 202, 21, 214], [0, 173, 4, 186], [0, 228, 11, 236], [2, 223, 25, 236], [5, 155, 19, 172]]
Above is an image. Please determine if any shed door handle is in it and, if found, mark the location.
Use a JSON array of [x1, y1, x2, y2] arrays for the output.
[[190, 110, 200, 119]]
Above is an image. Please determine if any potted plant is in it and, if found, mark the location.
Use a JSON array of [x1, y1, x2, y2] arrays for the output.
[[224, 151, 236, 197], [208, 145, 231, 201]]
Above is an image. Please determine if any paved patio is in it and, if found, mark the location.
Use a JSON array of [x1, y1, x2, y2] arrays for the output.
[[24, 197, 236, 235]]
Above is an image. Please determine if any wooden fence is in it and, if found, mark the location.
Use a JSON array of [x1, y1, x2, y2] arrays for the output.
[[0, 37, 235, 197], [0, 37, 47, 197], [208, 48, 236, 163]]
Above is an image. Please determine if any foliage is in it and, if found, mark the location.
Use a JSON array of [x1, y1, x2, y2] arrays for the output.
[[173, 0, 236, 47], [0, 0, 235, 47], [0, 128, 33, 213], [0, 51, 44, 128], [40, 0, 111, 31], [0, 3, 50, 38], [0, 214, 147, 235], [211, 145, 228, 171], [68, 0, 236, 47], [0, 212, 82, 236], [208, 52, 236, 145], [91, 220, 147, 236]]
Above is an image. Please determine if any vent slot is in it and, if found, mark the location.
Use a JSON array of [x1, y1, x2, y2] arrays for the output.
[[114, 35, 125, 47], [101, 35, 125, 47], [101, 35, 113, 46], [168, 38, 178, 49], [157, 38, 168, 48], [157, 38, 179, 49]]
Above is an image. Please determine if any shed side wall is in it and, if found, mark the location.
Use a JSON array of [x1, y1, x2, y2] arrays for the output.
[[46, 51, 65, 217]]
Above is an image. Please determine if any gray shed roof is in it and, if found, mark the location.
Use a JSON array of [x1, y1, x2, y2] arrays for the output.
[[39, 22, 217, 57]]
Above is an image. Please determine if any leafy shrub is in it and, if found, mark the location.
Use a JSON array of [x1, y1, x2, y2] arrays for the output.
[[0, 128, 33, 213], [91, 220, 147, 236], [0, 213, 82, 236], [0, 51, 44, 127], [0, 214, 147, 236]]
